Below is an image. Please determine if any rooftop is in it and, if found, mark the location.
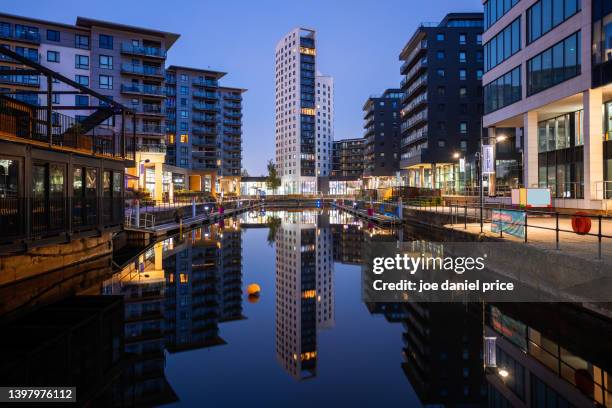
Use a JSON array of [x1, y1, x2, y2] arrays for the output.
[[166, 65, 227, 79]]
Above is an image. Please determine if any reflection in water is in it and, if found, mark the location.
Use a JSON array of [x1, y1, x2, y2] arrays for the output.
[[0, 208, 611, 407]]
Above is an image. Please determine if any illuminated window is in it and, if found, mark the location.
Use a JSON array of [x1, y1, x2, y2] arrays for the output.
[[180, 134, 188, 143], [301, 107, 315, 115], [180, 273, 188, 283], [168, 134, 175, 144], [299, 46, 316, 56]]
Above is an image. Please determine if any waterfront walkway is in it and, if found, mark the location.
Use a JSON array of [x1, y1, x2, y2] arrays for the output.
[[403, 203, 612, 265]]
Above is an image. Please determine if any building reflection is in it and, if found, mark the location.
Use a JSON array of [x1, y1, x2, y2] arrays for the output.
[[484, 303, 612, 407], [274, 210, 334, 380]]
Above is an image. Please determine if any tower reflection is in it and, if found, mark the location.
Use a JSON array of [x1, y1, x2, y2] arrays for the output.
[[274, 210, 334, 380]]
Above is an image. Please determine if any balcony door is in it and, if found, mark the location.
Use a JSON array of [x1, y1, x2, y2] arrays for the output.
[[31, 162, 65, 234]]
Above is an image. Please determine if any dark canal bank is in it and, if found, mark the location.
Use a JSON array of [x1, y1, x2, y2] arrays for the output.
[[0, 208, 610, 407]]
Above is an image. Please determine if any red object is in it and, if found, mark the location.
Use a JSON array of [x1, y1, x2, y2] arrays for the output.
[[571, 212, 592, 235], [367, 208, 374, 216], [219, 206, 224, 215]]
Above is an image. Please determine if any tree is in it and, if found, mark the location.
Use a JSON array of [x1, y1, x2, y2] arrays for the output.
[[266, 159, 281, 193], [266, 216, 281, 246], [241, 168, 250, 177]]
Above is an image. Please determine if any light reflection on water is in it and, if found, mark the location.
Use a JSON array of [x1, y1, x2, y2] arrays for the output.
[[1, 208, 611, 407]]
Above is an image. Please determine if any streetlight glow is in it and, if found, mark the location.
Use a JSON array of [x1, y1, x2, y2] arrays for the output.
[[496, 135, 508, 142], [498, 368, 509, 378], [453, 152, 461, 159]]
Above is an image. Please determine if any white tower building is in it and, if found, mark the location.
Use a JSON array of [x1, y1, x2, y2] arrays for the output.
[[275, 28, 333, 194]]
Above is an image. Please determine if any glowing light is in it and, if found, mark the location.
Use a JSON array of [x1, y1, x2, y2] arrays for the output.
[[498, 368, 509, 378]]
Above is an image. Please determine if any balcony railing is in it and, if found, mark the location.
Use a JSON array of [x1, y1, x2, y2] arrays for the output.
[[0, 74, 40, 87], [121, 43, 166, 58], [193, 79, 218, 87], [121, 83, 164, 96], [0, 28, 41, 44], [223, 119, 241, 126], [136, 143, 166, 153], [193, 91, 218, 99], [121, 64, 165, 77], [223, 93, 242, 101], [192, 102, 219, 112], [193, 114, 217, 123], [134, 104, 165, 115], [126, 124, 164, 134], [192, 126, 217, 135], [400, 39, 427, 74]]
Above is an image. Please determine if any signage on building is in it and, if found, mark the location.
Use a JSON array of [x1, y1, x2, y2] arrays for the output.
[[482, 145, 494, 174]]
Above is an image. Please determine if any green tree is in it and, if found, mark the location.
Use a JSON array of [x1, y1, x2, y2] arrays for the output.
[[266, 159, 281, 194], [266, 216, 281, 246]]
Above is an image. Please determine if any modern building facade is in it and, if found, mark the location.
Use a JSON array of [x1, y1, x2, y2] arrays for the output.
[[399, 13, 485, 193], [482, 0, 612, 209], [330, 137, 364, 195], [164, 65, 245, 197], [362, 89, 402, 189], [275, 28, 333, 194]]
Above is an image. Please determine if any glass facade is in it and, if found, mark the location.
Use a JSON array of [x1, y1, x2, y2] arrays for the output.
[[592, 0, 612, 87], [526, 0, 581, 44], [527, 31, 581, 96], [537, 111, 584, 198], [484, 0, 521, 30], [484, 17, 521, 72], [484, 66, 521, 113]]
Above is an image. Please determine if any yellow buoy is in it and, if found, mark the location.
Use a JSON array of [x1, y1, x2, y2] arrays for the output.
[[247, 283, 261, 296]]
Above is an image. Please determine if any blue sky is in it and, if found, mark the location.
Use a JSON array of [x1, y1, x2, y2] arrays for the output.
[[3, 0, 482, 175]]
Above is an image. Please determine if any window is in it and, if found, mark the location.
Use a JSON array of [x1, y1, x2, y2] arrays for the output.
[[459, 87, 467, 97], [459, 34, 467, 44], [437, 69, 445, 77], [180, 122, 188, 131], [52, 93, 60, 104], [99, 74, 113, 90], [460, 122, 468, 133], [75, 54, 89, 69], [477, 34, 483, 45], [180, 110, 188, 119], [47, 29, 60, 42], [15, 24, 39, 41], [47, 50, 59, 63], [436, 51, 445, 60], [75, 95, 88, 106], [484, 18, 522, 72], [99, 34, 113, 49], [75, 34, 89, 49], [484, 0, 521, 30], [436, 33, 445, 41], [460, 140, 468, 150], [527, 0, 581, 44], [437, 86, 446, 96], [459, 51, 467, 63], [459, 69, 467, 80], [180, 134, 189, 143], [477, 69, 484, 80], [527, 31, 581, 95], [180, 86, 189, 95], [75, 75, 89, 86], [438, 139, 446, 147], [180, 74, 189, 81], [484, 66, 522, 113], [99, 55, 113, 69]]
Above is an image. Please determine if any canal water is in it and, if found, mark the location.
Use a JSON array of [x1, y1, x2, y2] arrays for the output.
[[0, 208, 610, 407]]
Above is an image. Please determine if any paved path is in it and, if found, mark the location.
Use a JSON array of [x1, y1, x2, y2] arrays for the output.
[[403, 204, 612, 265]]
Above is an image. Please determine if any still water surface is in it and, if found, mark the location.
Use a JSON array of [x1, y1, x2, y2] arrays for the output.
[[1, 208, 610, 407]]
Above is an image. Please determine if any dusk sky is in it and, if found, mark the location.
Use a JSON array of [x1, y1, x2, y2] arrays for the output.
[[4, 0, 482, 175]]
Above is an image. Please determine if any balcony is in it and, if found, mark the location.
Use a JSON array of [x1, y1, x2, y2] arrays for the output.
[[223, 119, 241, 127], [192, 102, 219, 112], [126, 124, 164, 135], [224, 110, 242, 119], [400, 57, 427, 88], [120, 43, 166, 58], [402, 75, 427, 103], [401, 125, 428, 147], [121, 64, 165, 78], [192, 126, 217, 136], [223, 93, 242, 101], [193, 114, 217, 123], [224, 102, 241, 109], [193, 79, 218, 87], [0, 28, 41, 44], [192, 137, 217, 148], [121, 83, 164, 97], [400, 39, 427, 74], [133, 104, 165, 116], [192, 150, 218, 158], [223, 127, 241, 135], [401, 93, 427, 116], [0, 74, 40, 87], [137, 143, 167, 153], [193, 91, 218, 99], [401, 109, 428, 133]]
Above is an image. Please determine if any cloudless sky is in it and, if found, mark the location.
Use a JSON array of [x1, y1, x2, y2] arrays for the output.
[[3, 0, 482, 175]]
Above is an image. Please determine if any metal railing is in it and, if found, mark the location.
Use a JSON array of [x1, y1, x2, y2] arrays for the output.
[[0, 196, 124, 242], [402, 196, 612, 260]]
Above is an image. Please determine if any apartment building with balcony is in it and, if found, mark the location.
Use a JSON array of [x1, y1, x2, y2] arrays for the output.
[[482, 0, 612, 209], [330, 137, 364, 195], [275, 28, 333, 194], [164, 65, 245, 196], [362, 89, 402, 190], [398, 13, 484, 193]]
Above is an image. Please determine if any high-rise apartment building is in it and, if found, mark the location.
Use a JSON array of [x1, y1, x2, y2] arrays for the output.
[[0, 13, 244, 200], [398, 13, 484, 193], [164, 66, 245, 196], [332, 137, 365, 178], [275, 28, 333, 194], [482, 0, 612, 209], [362, 89, 403, 189]]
